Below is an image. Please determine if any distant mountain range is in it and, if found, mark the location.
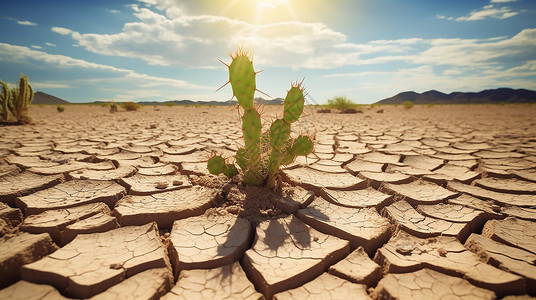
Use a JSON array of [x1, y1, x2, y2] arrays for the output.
[[136, 97, 284, 106], [32, 92, 284, 106], [33, 88, 536, 106], [376, 88, 536, 105], [33, 92, 70, 104]]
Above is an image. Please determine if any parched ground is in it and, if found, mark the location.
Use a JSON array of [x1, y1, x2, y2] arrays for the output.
[[1, 103, 535, 299]]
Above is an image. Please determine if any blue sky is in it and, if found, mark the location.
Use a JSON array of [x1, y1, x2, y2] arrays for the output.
[[1, 0, 535, 104]]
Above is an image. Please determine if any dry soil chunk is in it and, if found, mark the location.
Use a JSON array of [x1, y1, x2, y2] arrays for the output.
[[403, 155, 444, 170], [5, 155, 59, 168], [510, 169, 536, 182], [344, 159, 384, 175], [328, 246, 382, 287], [320, 187, 393, 209], [119, 174, 191, 195], [161, 261, 263, 300], [0, 281, 68, 300], [465, 233, 536, 295], [90, 268, 173, 300], [61, 213, 120, 245], [16, 179, 126, 214], [0, 172, 63, 206], [20, 222, 172, 299], [358, 171, 413, 188], [0, 202, 23, 229], [482, 217, 536, 255], [273, 272, 370, 300], [426, 164, 480, 183], [169, 213, 251, 273], [243, 215, 350, 300], [381, 180, 458, 206], [361, 152, 401, 164], [447, 181, 535, 207], [20, 202, 112, 245], [0, 163, 19, 177], [475, 177, 536, 194], [0, 232, 58, 288], [298, 197, 391, 254], [27, 162, 85, 176], [501, 206, 536, 221], [370, 268, 496, 300], [373, 230, 524, 297], [282, 167, 366, 193], [382, 200, 470, 240], [136, 164, 178, 176], [273, 186, 315, 214], [447, 193, 502, 219], [68, 166, 136, 180], [113, 186, 218, 228], [417, 203, 486, 232]]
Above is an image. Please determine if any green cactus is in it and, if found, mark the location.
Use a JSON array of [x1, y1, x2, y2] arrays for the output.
[[0, 80, 10, 120], [208, 47, 314, 187], [8, 74, 33, 123]]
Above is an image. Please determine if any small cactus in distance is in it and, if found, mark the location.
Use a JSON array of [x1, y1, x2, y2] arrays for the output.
[[207, 47, 314, 187], [8, 74, 34, 124], [0, 80, 11, 120]]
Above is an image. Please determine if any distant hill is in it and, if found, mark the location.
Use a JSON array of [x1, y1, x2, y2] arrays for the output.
[[33, 91, 70, 104], [376, 88, 536, 105], [137, 97, 283, 106]]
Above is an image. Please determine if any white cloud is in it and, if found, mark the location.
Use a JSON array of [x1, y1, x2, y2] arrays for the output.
[[52, 1, 532, 73], [456, 4, 518, 21], [50, 3, 358, 69], [107, 9, 120, 14], [490, 0, 516, 2], [414, 28, 536, 67], [45, 42, 56, 47], [52, 27, 74, 35], [46, 0, 536, 74], [436, 14, 453, 21], [0, 42, 213, 93], [17, 20, 37, 26], [30, 45, 42, 49], [32, 82, 71, 89]]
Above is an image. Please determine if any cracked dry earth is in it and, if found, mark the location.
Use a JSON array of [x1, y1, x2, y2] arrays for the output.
[[0, 104, 535, 300]]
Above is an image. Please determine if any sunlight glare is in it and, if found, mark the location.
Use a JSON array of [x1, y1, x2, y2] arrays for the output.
[[258, 0, 290, 10]]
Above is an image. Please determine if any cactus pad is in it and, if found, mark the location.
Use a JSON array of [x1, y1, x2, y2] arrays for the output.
[[229, 52, 256, 110], [207, 156, 226, 175], [283, 85, 305, 124], [290, 136, 314, 156]]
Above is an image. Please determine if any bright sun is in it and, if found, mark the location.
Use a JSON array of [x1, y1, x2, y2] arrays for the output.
[[257, 0, 290, 11]]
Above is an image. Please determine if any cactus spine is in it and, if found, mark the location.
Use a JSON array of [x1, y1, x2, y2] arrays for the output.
[[8, 74, 33, 123], [0, 80, 10, 121], [207, 47, 314, 187]]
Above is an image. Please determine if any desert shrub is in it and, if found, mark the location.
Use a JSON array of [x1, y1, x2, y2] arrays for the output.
[[122, 101, 141, 111], [163, 102, 176, 107], [427, 103, 435, 108], [57, 105, 65, 112], [326, 96, 356, 111], [402, 101, 414, 109], [109, 100, 118, 113]]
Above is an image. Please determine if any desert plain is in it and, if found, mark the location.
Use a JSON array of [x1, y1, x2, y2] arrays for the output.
[[0, 103, 535, 299]]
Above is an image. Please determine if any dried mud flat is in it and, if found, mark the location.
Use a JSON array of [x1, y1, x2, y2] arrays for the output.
[[1, 104, 536, 300]]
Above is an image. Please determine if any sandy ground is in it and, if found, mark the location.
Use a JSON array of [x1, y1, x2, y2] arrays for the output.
[[0, 103, 535, 299]]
